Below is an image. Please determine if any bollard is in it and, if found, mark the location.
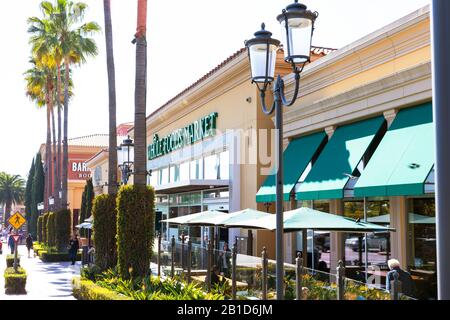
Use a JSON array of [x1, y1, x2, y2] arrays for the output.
[[207, 240, 212, 292], [336, 260, 345, 300], [187, 239, 192, 283], [296, 252, 303, 300], [171, 235, 175, 278], [181, 232, 186, 270], [157, 232, 162, 277], [262, 247, 268, 300], [231, 241, 237, 300], [390, 270, 402, 300]]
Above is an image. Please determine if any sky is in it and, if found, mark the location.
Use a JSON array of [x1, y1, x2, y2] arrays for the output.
[[0, 0, 430, 178]]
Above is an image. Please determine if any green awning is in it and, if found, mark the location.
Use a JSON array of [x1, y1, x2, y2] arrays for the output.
[[296, 116, 386, 200], [354, 103, 434, 197], [256, 131, 327, 203]]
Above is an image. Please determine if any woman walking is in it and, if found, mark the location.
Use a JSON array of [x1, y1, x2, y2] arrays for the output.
[[26, 234, 33, 258]]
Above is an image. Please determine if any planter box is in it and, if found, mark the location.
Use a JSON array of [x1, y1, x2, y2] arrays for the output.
[[6, 255, 20, 268], [4, 267, 27, 295]]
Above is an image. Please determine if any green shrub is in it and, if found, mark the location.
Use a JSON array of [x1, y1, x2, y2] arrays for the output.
[[39, 251, 81, 262], [55, 209, 71, 252], [6, 255, 20, 268], [46, 212, 56, 247], [93, 194, 117, 271], [42, 212, 49, 245], [4, 267, 27, 295], [72, 277, 132, 300], [80, 265, 103, 282], [116, 185, 155, 279], [37, 216, 43, 243]]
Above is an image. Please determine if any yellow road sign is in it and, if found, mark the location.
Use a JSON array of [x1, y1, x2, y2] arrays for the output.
[[8, 212, 26, 230]]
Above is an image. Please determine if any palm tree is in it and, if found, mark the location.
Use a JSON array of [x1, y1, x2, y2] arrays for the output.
[[24, 57, 56, 212], [28, 0, 100, 209], [134, 0, 148, 186], [0, 173, 25, 224], [103, 0, 118, 194]]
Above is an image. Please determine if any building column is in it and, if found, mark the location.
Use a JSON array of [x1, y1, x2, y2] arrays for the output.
[[330, 199, 345, 273], [389, 196, 409, 269]]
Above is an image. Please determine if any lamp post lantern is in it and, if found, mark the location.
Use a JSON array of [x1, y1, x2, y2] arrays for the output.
[[117, 136, 135, 185], [245, 0, 317, 300]]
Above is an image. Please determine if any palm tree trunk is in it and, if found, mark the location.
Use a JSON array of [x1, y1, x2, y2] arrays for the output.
[[4, 200, 12, 225], [51, 103, 58, 211], [62, 61, 69, 208], [134, 0, 148, 187], [104, 0, 118, 194], [45, 102, 52, 212], [57, 66, 62, 210]]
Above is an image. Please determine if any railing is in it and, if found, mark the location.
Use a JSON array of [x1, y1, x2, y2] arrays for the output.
[[151, 235, 416, 301]]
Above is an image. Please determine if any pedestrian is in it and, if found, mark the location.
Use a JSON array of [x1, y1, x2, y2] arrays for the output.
[[26, 234, 33, 258], [8, 233, 15, 255], [217, 242, 232, 277], [68, 235, 80, 265], [386, 259, 415, 297]]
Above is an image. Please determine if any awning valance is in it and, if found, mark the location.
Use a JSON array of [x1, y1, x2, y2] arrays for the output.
[[354, 103, 434, 197], [296, 116, 386, 200], [256, 131, 327, 203]]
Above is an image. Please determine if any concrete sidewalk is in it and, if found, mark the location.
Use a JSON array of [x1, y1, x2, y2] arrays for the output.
[[0, 244, 80, 300]]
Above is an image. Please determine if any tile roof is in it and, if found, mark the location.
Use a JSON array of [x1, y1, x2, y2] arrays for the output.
[[67, 134, 109, 147]]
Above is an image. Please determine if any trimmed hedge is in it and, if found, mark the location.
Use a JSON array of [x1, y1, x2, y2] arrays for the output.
[[55, 209, 71, 252], [93, 194, 117, 271], [37, 216, 43, 243], [117, 185, 155, 279], [42, 212, 49, 245], [6, 255, 20, 268], [72, 277, 132, 300], [47, 212, 56, 247], [4, 267, 27, 295], [39, 251, 81, 262]]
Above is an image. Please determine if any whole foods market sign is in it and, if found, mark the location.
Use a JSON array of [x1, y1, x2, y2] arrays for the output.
[[148, 112, 218, 160]]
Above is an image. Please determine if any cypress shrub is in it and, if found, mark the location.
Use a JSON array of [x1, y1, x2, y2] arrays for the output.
[[55, 209, 71, 252], [46, 212, 56, 248], [79, 184, 87, 238], [42, 212, 49, 245], [116, 185, 155, 279], [37, 216, 43, 243], [93, 194, 117, 271], [4, 267, 27, 295], [31, 153, 45, 238]]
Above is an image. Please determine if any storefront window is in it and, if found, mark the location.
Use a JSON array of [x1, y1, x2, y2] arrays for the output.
[[190, 158, 203, 180], [170, 164, 180, 183], [219, 151, 229, 180], [343, 200, 391, 269], [408, 198, 437, 299], [160, 167, 169, 185], [204, 154, 219, 180], [180, 162, 190, 182], [150, 170, 158, 186]]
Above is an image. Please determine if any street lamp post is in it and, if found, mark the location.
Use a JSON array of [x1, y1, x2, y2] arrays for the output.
[[117, 136, 135, 185], [245, 0, 318, 300]]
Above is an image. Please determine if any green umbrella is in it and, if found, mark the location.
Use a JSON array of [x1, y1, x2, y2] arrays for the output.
[[224, 207, 395, 232], [191, 208, 271, 227], [160, 210, 227, 226]]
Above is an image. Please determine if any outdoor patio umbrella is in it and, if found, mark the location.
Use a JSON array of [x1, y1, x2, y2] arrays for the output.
[[75, 222, 92, 229], [85, 216, 94, 223], [160, 210, 227, 226], [189, 208, 271, 228], [368, 213, 435, 224], [224, 207, 395, 232]]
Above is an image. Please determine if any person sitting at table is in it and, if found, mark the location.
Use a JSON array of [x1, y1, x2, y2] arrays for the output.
[[211, 265, 226, 286], [386, 259, 415, 297]]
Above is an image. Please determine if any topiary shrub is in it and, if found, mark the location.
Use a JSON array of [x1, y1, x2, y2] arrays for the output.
[[116, 185, 155, 279], [6, 255, 20, 268], [93, 194, 117, 271], [37, 216, 43, 243], [42, 212, 49, 245], [39, 251, 81, 262], [4, 267, 27, 295], [55, 209, 71, 252], [46, 212, 56, 248]]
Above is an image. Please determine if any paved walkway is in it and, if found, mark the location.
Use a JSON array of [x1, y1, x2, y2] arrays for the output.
[[0, 244, 81, 300]]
